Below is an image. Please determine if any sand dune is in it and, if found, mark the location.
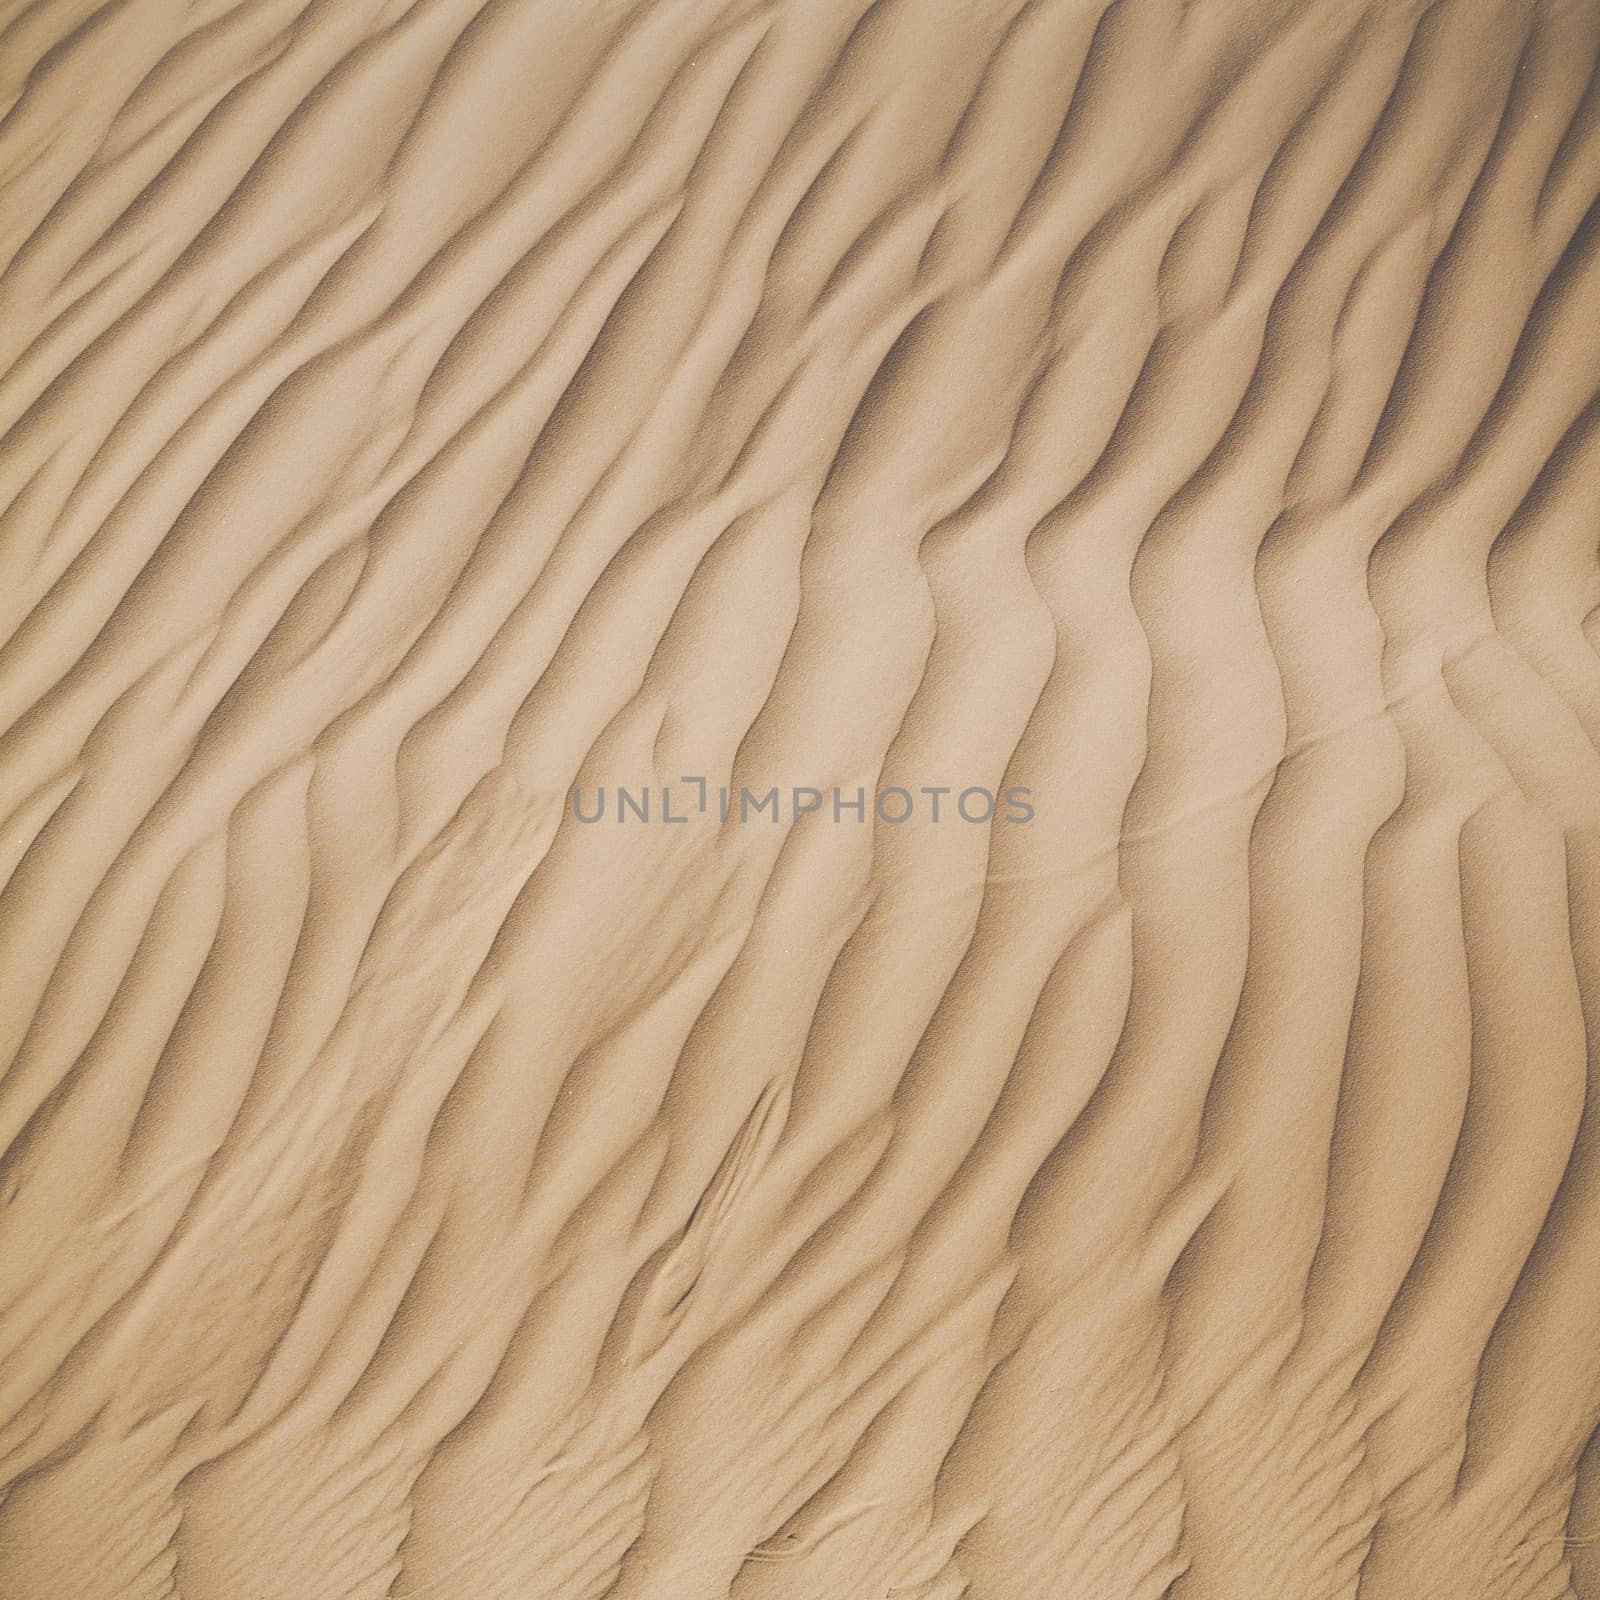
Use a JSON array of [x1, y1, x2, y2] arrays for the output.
[[2, 0, 1600, 1594]]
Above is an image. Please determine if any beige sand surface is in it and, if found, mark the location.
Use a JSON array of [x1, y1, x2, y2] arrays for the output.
[[3, 0, 1600, 1594]]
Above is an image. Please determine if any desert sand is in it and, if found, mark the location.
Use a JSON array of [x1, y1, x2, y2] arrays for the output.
[[2, 0, 1600, 1594]]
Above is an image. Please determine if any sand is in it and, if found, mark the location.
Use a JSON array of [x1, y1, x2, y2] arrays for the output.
[[2, 0, 1599, 1594]]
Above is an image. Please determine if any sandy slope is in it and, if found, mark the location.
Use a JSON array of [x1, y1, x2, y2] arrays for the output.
[[2, 0, 1600, 1594]]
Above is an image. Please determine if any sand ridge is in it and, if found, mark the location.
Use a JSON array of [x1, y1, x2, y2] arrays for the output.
[[2, 0, 1600, 1594]]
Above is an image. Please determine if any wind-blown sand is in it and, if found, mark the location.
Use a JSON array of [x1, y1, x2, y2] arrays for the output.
[[2, 0, 1600, 1594]]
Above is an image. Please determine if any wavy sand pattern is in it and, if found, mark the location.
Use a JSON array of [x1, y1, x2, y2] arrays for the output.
[[3, 0, 1600, 1594]]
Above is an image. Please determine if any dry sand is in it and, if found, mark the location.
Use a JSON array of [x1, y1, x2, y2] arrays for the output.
[[3, 0, 1600, 1594]]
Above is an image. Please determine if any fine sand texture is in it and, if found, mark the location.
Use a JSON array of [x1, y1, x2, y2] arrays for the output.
[[4, 0, 1600, 1595]]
